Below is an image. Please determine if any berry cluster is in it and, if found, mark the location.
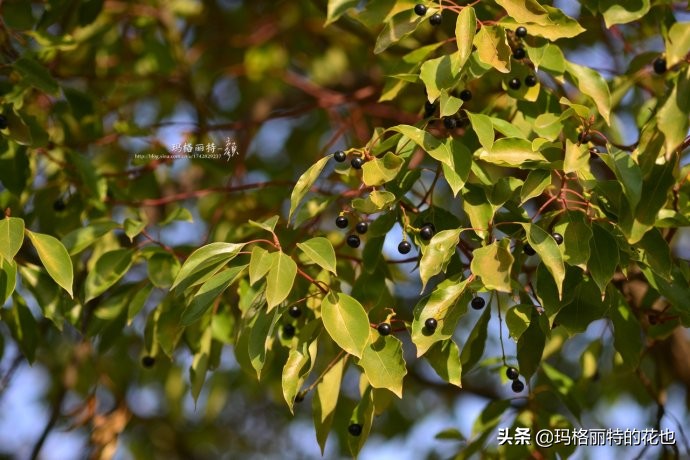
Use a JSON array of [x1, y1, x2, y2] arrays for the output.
[[335, 214, 368, 248], [333, 150, 366, 170], [506, 367, 525, 393]]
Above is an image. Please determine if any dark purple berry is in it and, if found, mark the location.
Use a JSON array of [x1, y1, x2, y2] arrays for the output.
[[336, 216, 349, 228], [471, 297, 486, 310], [511, 379, 525, 393], [348, 423, 363, 436], [508, 78, 521, 90], [424, 317, 437, 332], [288, 305, 302, 318], [424, 101, 436, 117], [552, 232, 563, 245], [459, 89, 472, 101], [653, 57, 667, 75], [53, 199, 66, 212], [515, 26, 527, 38], [356, 222, 368, 234], [420, 223, 435, 240], [414, 4, 427, 16], [0, 115, 7, 130], [513, 47, 526, 60], [523, 244, 536, 256], [506, 367, 519, 380], [351, 157, 364, 169], [429, 13, 442, 26], [525, 75, 537, 87], [377, 323, 392, 336], [334, 150, 347, 162], [141, 356, 155, 368], [397, 240, 412, 254], [282, 324, 296, 339], [347, 234, 361, 248], [443, 117, 457, 129]]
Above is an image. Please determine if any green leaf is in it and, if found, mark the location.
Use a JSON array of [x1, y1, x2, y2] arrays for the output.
[[181, 265, 248, 326], [322, 292, 370, 358], [521, 223, 565, 299], [375, 9, 425, 54], [61, 221, 119, 255], [555, 278, 609, 334], [442, 138, 472, 197], [600, 149, 643, 209], [172, 242, 245, 291], [637, 228, 672, 279], [505, 304, 534, 341], [325, 0, 358, 25], [13, 56, 60, 94], [478, 138, 548, 167], [562, 215, 592, 269], [147, 252, 180, 289], [347, 387, 374, 457], [454, 7, 477, 72], [266, 251, 297, 310], [460, 304, 491, 374], [656, 67, 690, 154], [563, 139, 589, 174], [0, 258, 17, 304], [84, 249, 134, 302], [462, 184, 493, 239], [2, 297, 38, 363], [248, 305, 278, 379], [609, 292, 643, 370], [411, 276, 471, 356], [598, 0, 650, 28], [359, 333, 407, 398], [467, 112, 494, 151], [565, 60, 611, 125], [420, 228, 461, 291], [425, 339, 462, 387], [665, 21, 690, 67], [526, 43, 565, 74], [520, 169, 551, 204], [419, 55, 459, 102], [352, 190, 397, 214], [470, 239, 514, 293], [248, 215, 279, 233], [297, 237, 337, 275], [391, 125, 453, 167], [0, 217, 25, 262], [283, 333, 318, 413], [473, 26, 511, 73], [588, 224, 619, 295], [249, 246, 273, 285], [123, 218, 146, 241], [25, 229, 74, 297], [361, 152, 403, 186], [517, 310, 547, 379], [497, 3, 585, 40], [313, 357, 345, 454], [289, 156, 330, 222], [190, 327, 212, 403], [439, 90, 462, 118]]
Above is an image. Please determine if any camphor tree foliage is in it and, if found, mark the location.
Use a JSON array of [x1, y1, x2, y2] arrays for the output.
[[1, 0, 690, 458]]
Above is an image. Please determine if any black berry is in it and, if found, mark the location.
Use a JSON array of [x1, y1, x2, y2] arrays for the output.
[[336, 216, 349, 228], [523, 243, 536, 256], [459, 89, 472, 101], [0, 115, 7, 130], [141, 356, 156, 368], [282, 324, 296, 339], [334, 150, 347, 162], [443, 117, 457, 129], [356, 222, 368, 234], [429, 13, 442, 26], [414, 4, 427, 16], [515, 26, 527, 38], [397, 240, 412, 254], [508, 78, 521, 90], [525, 75, 537, 87], [351, 157, 364, 169], [471, 297, 486, 310], [424, 318, 438, 332], [511, 379, 525, 393], [377, 322, 392, 336], [506, 367, 519, 380], [288, 305, 302, 318], [512, 47, 526, 60], [424, 101, 436, 117], [53, 199, 66, 212], [420, 223, 435, 240], [348, 423, 363, 436], [552, 232, 563, 245], [294, 393, 305, 403], [653, 57, 667, 75], [347, 234, 361, 248]]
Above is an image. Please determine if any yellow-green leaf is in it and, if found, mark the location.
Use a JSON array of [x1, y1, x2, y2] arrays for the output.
[[322, 292, 370, 358], [26, 229, 74, 297], [470, 239, 514, 293], [0, 217, 25, 262], [266, 251, 297, 310]]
